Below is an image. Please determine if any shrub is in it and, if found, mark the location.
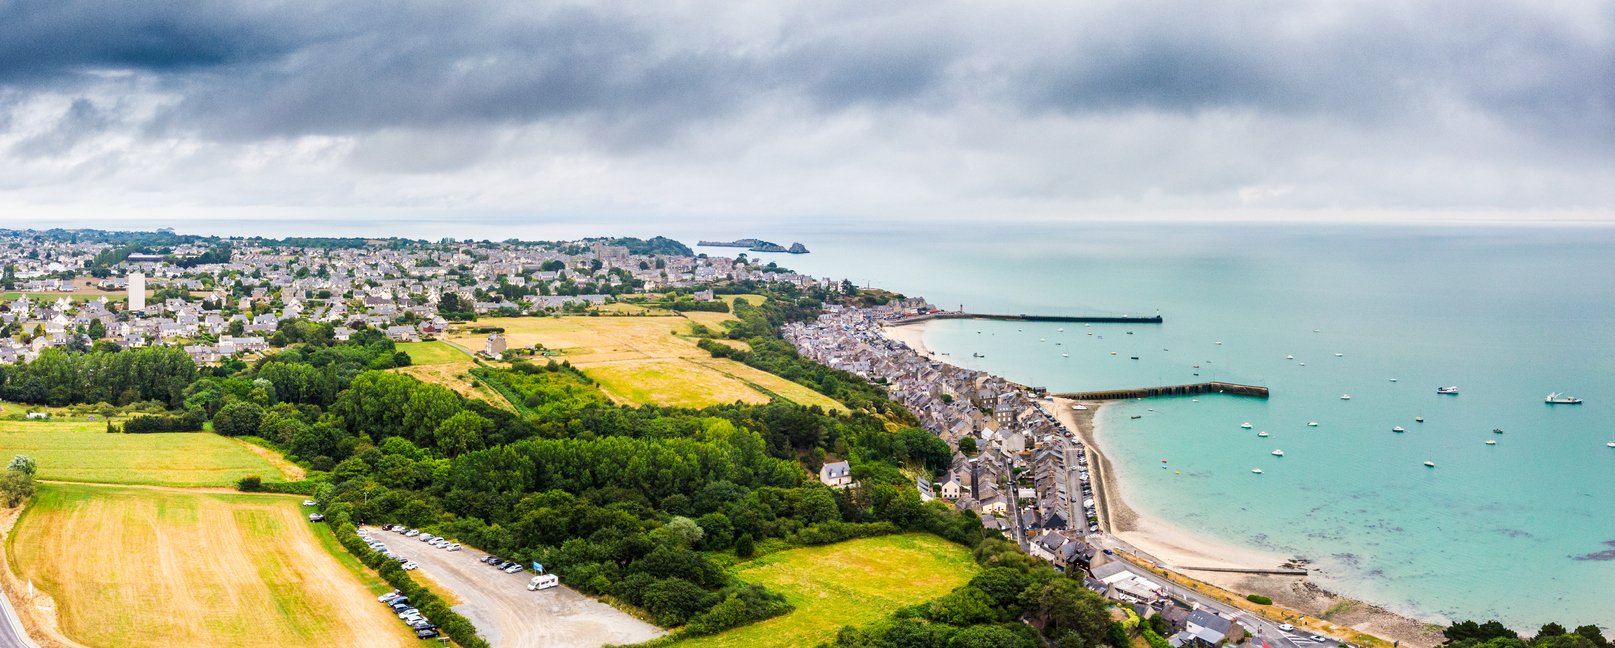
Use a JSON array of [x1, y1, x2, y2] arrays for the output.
[[236, 475, 262, 492], [1246, 594, 1273, 605]]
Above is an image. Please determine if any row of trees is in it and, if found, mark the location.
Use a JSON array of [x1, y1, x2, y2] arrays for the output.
[[0, 346, 195, 407]]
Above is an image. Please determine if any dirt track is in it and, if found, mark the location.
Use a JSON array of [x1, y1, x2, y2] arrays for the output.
[[362, 527, 665, 648]]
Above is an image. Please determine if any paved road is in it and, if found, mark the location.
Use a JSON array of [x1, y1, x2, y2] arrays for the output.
[[0, 589, 39, 648], [1093, 542, 1342, 648]]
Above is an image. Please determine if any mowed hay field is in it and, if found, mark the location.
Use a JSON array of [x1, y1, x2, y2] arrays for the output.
[[9, 483, 417, 648], [676, 534, 978, 648], [446, 306, 844, 411], [0, 421, 289, 487]]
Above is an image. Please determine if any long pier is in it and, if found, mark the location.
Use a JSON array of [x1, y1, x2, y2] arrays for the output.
[[1054, 381, 1270, 401], [887, 311, 1162, 325]]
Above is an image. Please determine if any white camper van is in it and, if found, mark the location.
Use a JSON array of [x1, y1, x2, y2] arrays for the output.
[[527, 574, 559, 591]]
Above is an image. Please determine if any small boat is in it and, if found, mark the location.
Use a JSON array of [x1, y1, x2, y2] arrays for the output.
[[1335, 353, 1344, 357], [1545, 392, 1583, 405], [1129, 356, 1139, 360], [1340, 394, 1351, 400], [1271, 449, 1284, 456], [1415, 417, 1424, 422], [1486, 440, 1497, 445], [1313, 329, 1320, 333], [1109, 351, 1116, 355], [1423, 461, 1436, 468], [1392, 426, 1406, 432], [1307, 421, 1319, 427], [1130, 415, 1142, 420], [1389, 378, 1398, 382], [1285, 355, 1294, 360], [1298, 362, 1306, 366], [1437, 386, 1460, 395], [1607, 442, 1615, 448], [1039, 338, 1046, 342], [1257, 431, 1270, 437], [1240, 422, 1253, 429], [1251, 468, 1263, 474], [1493, 428, 1504, 434], [1215, 341, 1223, 345], [972, 352, 984, 358], [1057, 328, 1064, 332], [1061, 353, 1069, 358], [1192, 364, 1200, 369], [1126, 331, 1134, 335]]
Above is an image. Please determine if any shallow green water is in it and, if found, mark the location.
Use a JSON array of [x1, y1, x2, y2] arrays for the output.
[[760, 223, 1615, 628]]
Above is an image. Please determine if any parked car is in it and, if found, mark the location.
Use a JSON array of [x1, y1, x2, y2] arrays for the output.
[[308, 513, 325, 522], [447, 543, 461, 551], [401, 561, 419, 571], [1310, 636, 1326, 642], [302, 499, 317, 506], [404, 529, 420, 537], [1278, 624, 1295, 631], [415, 628, 439, 639], [378, 591, 403, 603], [503, 564, 523, 574], [480, 556, 497, 564], [419, 534, 435, 542]]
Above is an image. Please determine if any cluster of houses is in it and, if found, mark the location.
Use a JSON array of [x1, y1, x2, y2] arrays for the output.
[[0, 233, 829, 366], [790, 304, 1252, 641]]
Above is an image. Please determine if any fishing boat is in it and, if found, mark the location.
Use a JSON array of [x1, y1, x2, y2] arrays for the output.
[[1415, 416, 1424, 422], [1298, 362, 1306, 366], [1307, 421, 1319, 427], [1240, 422, 1253, 429], [1486, 440, 1497, 445], [1285, 354, 1294, 360], [972, 352, 985, 358], [1129, 356, 1139, 360], [1389, 378, 1398, 382], [1061, 353, 1069, 358], [1493, 428, 1504, 434], [1251, 468, 1263, 474], [1257, 431, 1269, 437], [1424, 461, 1436, 468], [1437, 386, 1460, 395], [1271, 449, 1285, 456], [1335, 353, 1344, 357], [1130, 415, 1142, 420], [1545, 392, 1583, 404], [1340, 394, 1351, 400], [1057, 328, 1064, 332], [1215, 341, 1223, 345], [1392, 426, 1405, 432]]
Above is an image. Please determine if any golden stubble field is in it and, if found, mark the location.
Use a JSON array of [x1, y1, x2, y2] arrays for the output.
[[9, 483, 417, 648], [444, 296, 843, 411]]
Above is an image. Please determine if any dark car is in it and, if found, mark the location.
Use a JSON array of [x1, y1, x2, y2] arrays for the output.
[[480, 556, 497, 564], [390, 600, 412, 612], [410, 621, 437, 631], [416, 628, 440, 639], [382, 524, 394, 531]]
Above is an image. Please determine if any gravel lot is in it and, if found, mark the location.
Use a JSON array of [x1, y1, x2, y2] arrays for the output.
[[362, 527, 665, 648]]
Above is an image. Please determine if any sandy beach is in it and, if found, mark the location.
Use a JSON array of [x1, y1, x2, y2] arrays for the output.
[[879, 320, 1441, 648]]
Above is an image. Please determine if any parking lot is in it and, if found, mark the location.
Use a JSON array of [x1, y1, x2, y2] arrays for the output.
[[360, 526, 665, 648]]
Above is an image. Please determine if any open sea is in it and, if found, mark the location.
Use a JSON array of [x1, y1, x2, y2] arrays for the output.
[[48, 215, 1615, 627], [758, 222, 1615, 629]]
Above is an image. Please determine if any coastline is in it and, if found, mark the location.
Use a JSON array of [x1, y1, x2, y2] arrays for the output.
[[878, 320, 1441, 648]]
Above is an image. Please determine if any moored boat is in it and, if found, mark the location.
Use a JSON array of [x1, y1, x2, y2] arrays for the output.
[[1437, 386, 1459, 395], [1240, 422, 1253, 429], [1271, 449, 1285, 456], [1424, 461, 1436, 468], [1545, 392, 1583, 404], [1393, 426, 1405, 432]]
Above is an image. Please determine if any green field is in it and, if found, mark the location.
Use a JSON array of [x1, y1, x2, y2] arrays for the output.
[[677, 534, 979, 648], [8, 483, 417, 648], [396, 340, 468, 365], [0, 420, 288, 487]]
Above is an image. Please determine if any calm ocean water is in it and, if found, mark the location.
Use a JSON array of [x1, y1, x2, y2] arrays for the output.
[[760, 223, 1615, 629]]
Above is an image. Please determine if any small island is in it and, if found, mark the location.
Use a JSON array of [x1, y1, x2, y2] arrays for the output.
[[698, 238, 810, 254]]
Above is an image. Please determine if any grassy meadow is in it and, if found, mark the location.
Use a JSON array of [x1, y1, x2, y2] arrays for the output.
[[676, 534, 979, 648], [395, 340, 467, 366], [0, 420, 288, 487], [445, 305, 845, 411], [8, 483, 417, 648]]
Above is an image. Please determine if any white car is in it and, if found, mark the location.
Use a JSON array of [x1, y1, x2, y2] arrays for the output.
[[1278, 624, 1295, 632], [502, 564, 523, 574], [446, 543, 461, 552], [302, 499, 317, 506], [401, 562, 419, 571], [404, 529, 420, 537]]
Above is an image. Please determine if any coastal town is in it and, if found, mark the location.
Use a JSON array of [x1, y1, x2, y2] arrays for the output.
[[0, 232, 824, 366]]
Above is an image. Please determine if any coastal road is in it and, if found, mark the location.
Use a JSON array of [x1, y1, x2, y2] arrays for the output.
[[0, 589, 39, 648], [1096, 550, 1341, 648]]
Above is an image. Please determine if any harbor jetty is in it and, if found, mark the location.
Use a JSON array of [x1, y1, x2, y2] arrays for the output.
[[1054, 381, 1269, 401], [887, 311, 1162, 325]]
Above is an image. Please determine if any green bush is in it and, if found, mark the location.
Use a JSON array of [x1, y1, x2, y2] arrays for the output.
[[1246, 594, 1273, 605], [236, 475, 262, 492]]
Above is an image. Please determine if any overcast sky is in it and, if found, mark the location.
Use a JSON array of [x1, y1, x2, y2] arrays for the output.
[[1, 0, 1611, 230]]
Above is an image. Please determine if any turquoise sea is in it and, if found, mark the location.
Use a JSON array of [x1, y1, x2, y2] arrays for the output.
[[756, 223, 1615, 629]]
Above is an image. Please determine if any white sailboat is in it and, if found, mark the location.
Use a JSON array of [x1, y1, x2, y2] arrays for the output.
[[1240, 422, 1253, 429], [1271, 449, 1285, 457]]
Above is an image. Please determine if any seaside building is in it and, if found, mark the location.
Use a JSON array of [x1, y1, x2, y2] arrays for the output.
[[127, 272, 146, 312]]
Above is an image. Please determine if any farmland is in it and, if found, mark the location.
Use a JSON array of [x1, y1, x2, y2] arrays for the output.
[[395, 340, 467, 366], [444, 308, 843, 411], [8, 483, 418, 648], [0, 420, 290, 487], [675, 534, 978, 648]]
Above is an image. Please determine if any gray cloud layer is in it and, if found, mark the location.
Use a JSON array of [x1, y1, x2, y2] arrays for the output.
[[1, 0, 1611, 221]]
